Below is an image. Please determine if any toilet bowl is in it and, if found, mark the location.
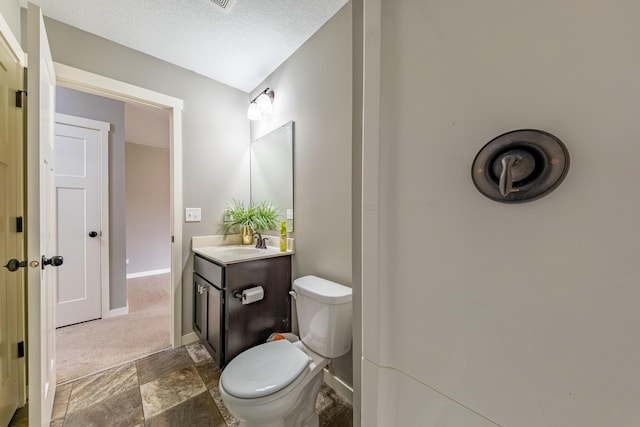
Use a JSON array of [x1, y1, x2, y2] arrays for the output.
[[219, 340, 328, 427], [219, 275, 352, 427]]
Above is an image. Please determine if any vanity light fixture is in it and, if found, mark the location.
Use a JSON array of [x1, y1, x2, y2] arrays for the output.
[[247, 88, 275, 121], [247, 102, 262, 121]]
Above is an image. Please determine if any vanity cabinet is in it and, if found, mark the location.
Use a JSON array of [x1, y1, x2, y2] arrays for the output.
[[193, 253, 291, 367]]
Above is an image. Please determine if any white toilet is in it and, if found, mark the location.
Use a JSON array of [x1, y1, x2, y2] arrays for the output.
[[219, 275, 352, 427]]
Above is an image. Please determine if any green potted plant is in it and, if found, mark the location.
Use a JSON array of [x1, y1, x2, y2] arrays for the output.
[[222, 199, 280, 244]]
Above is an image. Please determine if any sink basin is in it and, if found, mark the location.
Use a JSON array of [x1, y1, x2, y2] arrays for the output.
[[219, 246, 264, 256]]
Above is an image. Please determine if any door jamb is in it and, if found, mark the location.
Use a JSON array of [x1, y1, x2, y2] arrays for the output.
[[53, 63, 184, 348], [54, 113, 111, 320]]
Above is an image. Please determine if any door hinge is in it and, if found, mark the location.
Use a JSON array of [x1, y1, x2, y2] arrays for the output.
[[171, 235, 174, 243], [16, 216, 23, 233], [15, 90, 26, 108], [17, 341, 24, 358]]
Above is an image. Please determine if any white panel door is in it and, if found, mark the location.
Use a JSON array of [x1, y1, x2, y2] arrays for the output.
[[27, 4, 59, 426], [55, 122, 104, 327], [0, 25, 24, 427]]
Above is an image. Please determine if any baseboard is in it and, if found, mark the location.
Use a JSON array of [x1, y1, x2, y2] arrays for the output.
[[323, 368, 353, 405], [105, 306, 129, 318], [181, 332, 199, 347], [126, 268, 170, 279]]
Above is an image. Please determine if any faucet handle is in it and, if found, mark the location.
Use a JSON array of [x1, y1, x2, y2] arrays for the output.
[[261, 237, 269, 249]]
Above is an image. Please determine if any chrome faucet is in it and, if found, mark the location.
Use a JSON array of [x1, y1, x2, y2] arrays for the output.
[[252, 232, 268, 249]]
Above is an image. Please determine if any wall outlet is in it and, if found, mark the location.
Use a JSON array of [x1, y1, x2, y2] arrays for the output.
[[286, 208, 294, 220], [185, 208, 202, 222]]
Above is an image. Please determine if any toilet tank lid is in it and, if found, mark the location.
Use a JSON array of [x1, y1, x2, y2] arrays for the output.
[[293, 275, 352, 305]]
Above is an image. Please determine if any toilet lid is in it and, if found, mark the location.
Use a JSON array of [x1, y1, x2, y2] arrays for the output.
[[221, 340, 311, 399]]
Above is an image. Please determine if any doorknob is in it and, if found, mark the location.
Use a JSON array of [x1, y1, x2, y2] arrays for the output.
[[3, 259, 39, 271], [4, 259, 27, 272], [88, 231, 98, 238], [41, 255, 64, 270]]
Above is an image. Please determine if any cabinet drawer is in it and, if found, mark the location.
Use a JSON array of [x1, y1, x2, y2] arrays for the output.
[[194, 255, 223, 287]]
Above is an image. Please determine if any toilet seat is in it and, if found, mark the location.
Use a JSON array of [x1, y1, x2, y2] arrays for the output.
[[221, 340, 311, 399]]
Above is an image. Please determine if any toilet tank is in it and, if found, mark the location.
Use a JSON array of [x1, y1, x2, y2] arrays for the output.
[[293, 275, 352, 358]]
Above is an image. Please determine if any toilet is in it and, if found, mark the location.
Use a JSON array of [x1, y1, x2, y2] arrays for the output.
[[219, 275, 352, 427]]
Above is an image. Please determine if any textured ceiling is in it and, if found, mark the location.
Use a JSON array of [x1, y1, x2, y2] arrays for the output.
[[19, 0, 348, 92]]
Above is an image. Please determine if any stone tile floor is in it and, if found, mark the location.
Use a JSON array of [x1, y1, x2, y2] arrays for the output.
[[9, 342, 352, 427]]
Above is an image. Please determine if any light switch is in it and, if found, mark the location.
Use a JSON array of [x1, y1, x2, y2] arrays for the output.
[[185, 208, 201, 222], [286, 209, 294, 220]]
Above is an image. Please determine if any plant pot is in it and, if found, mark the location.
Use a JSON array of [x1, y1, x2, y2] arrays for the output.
[[241, 226, 254, 245]]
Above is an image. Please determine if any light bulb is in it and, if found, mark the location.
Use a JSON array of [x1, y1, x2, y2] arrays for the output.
[[256, 92, 273, 113], [247, 102, 262, 121]]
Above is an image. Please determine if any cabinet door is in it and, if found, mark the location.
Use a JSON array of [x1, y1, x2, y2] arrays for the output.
[[225, 256, 292, 363], [193, 274, 207, 340], [206, 284, 223, 367]]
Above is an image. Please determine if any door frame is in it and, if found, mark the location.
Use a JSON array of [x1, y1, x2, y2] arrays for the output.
[[54, 113, 111, 320], [54, 63, 184, 348]]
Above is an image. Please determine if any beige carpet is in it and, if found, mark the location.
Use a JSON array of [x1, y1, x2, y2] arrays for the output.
[[56, 273, 171, 384]]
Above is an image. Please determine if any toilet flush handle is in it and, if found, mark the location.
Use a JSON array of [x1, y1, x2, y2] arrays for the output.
[[289, 290, 297, 300]]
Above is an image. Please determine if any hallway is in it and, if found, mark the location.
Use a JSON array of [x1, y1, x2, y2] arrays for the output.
[[56, 274, 171, 383]]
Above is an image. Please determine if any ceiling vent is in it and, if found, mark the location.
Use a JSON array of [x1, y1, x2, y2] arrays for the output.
[[210, 0, 234, 10]]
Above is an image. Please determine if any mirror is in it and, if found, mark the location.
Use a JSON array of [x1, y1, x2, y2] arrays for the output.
[[250, 121, 294, 230]]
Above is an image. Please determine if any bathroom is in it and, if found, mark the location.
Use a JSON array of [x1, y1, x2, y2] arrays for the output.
[[5, 1, 355, 425], [2, 0, 640, 425]]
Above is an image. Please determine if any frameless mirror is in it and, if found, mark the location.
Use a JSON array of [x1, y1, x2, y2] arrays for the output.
[[250, 121, 294, 229]]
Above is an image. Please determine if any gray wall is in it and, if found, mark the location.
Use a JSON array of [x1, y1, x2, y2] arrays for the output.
[[0, 0, 20, 44], [125, 142, 170, 275], [364, 0, 640, 425], [250, 4, 353, 386], [26, 14, 251, 334], [56, 86, 128, 309]]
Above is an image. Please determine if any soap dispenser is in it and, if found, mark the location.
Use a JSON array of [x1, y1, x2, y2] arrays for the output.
[[279, 221, 287, 252]]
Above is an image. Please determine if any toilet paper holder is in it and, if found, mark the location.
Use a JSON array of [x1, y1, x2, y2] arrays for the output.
[[232, 287, 260, 299], [233, 285, 265, 305]]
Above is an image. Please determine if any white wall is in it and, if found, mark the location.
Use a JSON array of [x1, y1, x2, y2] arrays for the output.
[[362, 1, 640, 426], [125, 142, 170, 275], [351, 0, 363, 423], [250, 3, 353, 386]]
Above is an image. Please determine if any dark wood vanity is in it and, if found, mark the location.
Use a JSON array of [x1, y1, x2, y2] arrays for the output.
[[193, 252, 292, 367]]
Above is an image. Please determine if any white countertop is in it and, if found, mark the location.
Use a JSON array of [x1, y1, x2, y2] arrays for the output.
[[192, 235, 293, 265]]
